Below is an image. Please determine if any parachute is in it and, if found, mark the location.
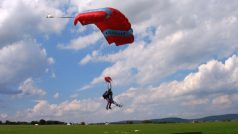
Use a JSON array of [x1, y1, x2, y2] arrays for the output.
[[74, 7, 134, 46], [104, 76, 112, 83]]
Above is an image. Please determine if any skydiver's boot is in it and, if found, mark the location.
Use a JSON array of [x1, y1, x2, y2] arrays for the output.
[[106, 103, 109, 110], [116, 104, 122, 107], [109, 103, 112, 109], [114, 101, 122, 108]]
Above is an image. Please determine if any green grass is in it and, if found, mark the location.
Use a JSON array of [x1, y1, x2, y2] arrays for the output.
[[0, 122, 237, 134]]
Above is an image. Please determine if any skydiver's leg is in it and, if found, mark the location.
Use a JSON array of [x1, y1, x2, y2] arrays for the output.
[[108, 98, 114, 109], [108, 102, 112, 109], [112, 100, 122, 108], [106, 99, 110, 110]]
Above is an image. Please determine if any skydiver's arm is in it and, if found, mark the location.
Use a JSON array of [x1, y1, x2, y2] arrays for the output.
[[107, 82, 112, 90], [109, 82, 112, 89]]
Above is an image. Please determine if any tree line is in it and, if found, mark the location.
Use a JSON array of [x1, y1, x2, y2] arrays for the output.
[[0, 119, 66, 125]]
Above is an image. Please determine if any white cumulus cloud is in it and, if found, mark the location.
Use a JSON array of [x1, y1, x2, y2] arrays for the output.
[[18, 78, 46, 97], [80, 0, 238, 88], [0, 39, 49, 95], [58, 32, 103, 51]]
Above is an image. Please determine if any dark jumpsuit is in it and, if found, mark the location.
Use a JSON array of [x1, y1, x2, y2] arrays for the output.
[[106, 89, 113, 109]]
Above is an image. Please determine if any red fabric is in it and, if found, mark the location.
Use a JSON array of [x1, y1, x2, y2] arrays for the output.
[[74, 7, 134, 46], [74, 11, 107, 25], [104, 76, 112, 83]]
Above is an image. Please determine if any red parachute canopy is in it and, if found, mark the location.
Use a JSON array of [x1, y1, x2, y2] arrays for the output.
[[74, 7, 134, 46], [104, 76, 112, 83]]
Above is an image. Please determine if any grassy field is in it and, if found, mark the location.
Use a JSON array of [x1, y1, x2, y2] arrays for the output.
[[0, 122, 237, 134]]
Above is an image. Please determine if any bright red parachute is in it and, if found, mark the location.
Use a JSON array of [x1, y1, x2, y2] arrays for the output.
[[104, 76, 112, 83], [74, 7, 134, 46]]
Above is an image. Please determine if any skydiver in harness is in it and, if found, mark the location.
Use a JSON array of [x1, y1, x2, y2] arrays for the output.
[[103, 77, 122, 110]]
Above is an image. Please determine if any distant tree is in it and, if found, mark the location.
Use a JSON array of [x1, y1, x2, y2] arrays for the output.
[[16, 121, 29, 125], [46, 120, 65, 125], [158, 121, 170, 124], [192, 120, 200, 123], [31, 121, 39, 125], [0, 121, 2, 124], [126, 121, 133, 124], [39, 119, 46, 125], [5, 120, 17, 125], [143, 120, 152, 124], [81, 122, 86, 125], [46, 120, 55, 125], [223, 119, 231, 122], [5, 120, 10, 125]]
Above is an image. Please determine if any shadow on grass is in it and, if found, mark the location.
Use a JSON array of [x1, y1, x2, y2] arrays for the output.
[[172, 132, 202, 134]]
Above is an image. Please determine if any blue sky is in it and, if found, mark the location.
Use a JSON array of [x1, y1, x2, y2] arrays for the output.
[[0, 0, 238, 123]]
